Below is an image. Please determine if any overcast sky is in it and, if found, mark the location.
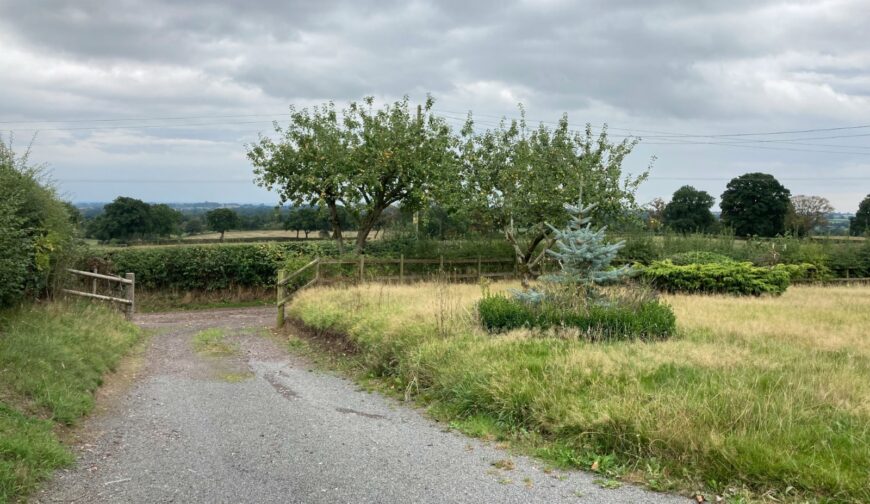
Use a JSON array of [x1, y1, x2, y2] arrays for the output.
[[1, 0, 869, 211]]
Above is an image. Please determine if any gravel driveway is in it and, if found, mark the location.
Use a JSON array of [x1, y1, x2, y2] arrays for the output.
[[36, 307, 688, 504]]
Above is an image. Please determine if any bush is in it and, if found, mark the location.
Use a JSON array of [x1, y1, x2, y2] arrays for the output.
[[615, 235, 660, 264], [642, 260, 791, 296], [478, 294, 675, 341], [668, 251, 736, 265], [0, 140, 76, 307], [772, 262, 829, 282]]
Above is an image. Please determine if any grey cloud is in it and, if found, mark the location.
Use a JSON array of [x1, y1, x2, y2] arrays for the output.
[[0, 0, 868, 209]]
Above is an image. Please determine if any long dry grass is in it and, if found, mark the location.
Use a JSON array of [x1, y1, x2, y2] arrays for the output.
[[290, 282, 870, 503]]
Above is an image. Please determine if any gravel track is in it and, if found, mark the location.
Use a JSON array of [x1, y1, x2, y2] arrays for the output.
[[36, 307, 687, 504]]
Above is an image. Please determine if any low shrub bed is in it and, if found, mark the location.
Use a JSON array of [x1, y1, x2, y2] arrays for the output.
[[0, 302, 139, 501], [477, 294, 675, 341], [641, 260, 791, 295]]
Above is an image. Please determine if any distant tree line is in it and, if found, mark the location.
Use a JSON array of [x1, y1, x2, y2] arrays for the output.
[[650, 176, 867, 238]]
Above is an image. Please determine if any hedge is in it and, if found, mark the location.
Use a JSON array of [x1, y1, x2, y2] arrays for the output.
[[477, 294, 676, 341], [641, 260, 791, 296], [89, 239, 517, 292]]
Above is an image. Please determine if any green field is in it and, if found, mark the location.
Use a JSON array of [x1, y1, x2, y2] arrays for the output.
[[290, 282, 870, 503]]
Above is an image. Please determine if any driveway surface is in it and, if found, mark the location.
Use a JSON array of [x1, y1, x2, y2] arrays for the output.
[[36, 307, 688, 503]]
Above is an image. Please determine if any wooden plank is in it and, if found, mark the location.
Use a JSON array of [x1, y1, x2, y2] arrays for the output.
[[277, 258, 319, 286], [67, 268, 133, 284], [63, 289, 132, 304]]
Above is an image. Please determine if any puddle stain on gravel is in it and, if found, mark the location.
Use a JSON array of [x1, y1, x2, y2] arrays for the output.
[[265, 373, 299, 399], [335, 407, 386, 420]]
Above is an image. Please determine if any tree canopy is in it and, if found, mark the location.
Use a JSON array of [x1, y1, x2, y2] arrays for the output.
[[248, 96, 456, 253], [851, 195, 870, 236], [206, 208, 240, 241], [787, 195, 833, 237], [87, 197, 182, 242], [456, 113, 647, 282], [720, 173, 791, 237], [662, 185, 716, 233]]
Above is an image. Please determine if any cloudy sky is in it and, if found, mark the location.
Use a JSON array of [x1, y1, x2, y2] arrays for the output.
[[1, 0, 869, 211]]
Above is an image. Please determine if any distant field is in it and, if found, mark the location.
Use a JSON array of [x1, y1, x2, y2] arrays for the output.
[[89, 229, 390, 249], [182, 229, 367, 241]]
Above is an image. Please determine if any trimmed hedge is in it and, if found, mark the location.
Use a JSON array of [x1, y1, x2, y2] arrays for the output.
[[478, 295, 675, 341], [641, 260, 791, 296], [98, 243, 289, 291], [89, 239, 517, 292]]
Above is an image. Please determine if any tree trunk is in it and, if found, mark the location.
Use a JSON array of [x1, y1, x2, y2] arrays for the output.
[[326, 201, 344, 254], [355, 206, 385, 254], [505, 228, 551, 289]]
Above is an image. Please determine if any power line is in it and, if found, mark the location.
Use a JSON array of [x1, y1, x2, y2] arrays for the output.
[[5, 109, 870, 156], [0, 113, 294, 125], [434, 108, 870, 138], [2, 120, 279, 132], [437, 113, 870, 156]]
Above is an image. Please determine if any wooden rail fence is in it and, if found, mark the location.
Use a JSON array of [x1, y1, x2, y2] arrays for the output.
[[275, 255, 517, 327], [63, 268, 136, 319]]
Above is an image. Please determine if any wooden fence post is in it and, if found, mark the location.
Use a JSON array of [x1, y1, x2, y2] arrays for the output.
[[440, 255, 444, 273], [276, 269, 286, 328], [92, 267, 98, 295], [400, 254, 404, 284], [124, 273, 135, 320], [477, 256, 482, 280], [359, 255, 365, 283], [314, 258, 321, 284]]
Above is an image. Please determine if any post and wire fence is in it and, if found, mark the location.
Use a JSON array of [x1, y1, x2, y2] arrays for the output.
[[275, 255, 519, 327]]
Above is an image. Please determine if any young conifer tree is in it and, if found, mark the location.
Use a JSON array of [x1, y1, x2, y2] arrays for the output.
[[514, 199, 633, 304]]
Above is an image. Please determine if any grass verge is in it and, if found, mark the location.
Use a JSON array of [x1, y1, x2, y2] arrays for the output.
[[0, 302, 140, 502], [289, 282, 870, 503]]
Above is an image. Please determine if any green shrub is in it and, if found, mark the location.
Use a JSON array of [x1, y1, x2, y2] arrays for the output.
[[641, 260, 791, 296], [0, 140, 76, 307], [772, 262, 830, 282], [478, 294, 675, 341], [668, 251, 736, 265], [615, 235, 660, 264]]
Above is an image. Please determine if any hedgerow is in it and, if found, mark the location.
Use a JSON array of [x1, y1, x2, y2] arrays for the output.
[[90, 238, 517, 292]]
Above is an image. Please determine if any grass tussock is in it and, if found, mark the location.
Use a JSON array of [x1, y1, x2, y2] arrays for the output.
[[0, 302, 140, 501], [192, 328, 236, 356], [290, 282, 870, 503]]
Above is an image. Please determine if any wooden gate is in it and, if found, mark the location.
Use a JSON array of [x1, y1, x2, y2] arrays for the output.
[[63, 269, 136, 319]]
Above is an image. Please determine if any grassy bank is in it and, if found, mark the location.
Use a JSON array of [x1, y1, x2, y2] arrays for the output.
[[289, 283, 870, 503], [0, 302, 140, 501]]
